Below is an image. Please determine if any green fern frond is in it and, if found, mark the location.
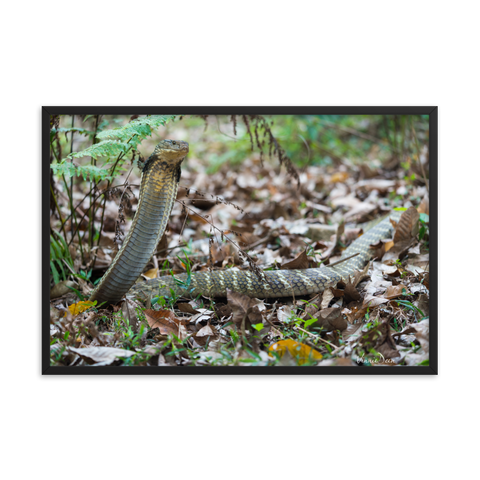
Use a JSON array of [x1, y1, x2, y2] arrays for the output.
[[67, 140, 130, 160], [96, 115, 175, 144], [97, 123, 148, 141], [51, 161, 77, 179], [76, 165, 113, 182], [50, 115, 178, 182], [51, 162, 113, 182]]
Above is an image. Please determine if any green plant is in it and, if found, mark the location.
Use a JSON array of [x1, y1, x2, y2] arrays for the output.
[[50, 231, 74, 284], [418, 213, 429, 247], [49, 115, 177, 285], [395, 300, 425, 321], [112, 313, 146, 350]]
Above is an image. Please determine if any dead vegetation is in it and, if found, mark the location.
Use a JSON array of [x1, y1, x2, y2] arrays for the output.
[[49, 114, 430, 368]]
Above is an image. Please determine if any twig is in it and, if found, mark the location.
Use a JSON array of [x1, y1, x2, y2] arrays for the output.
[[327, 252, 360, 268], [411, 120, 429, 193], [293, 325, 341, 353], [50, 184, 67, 240], [215, 115, 237, 140]]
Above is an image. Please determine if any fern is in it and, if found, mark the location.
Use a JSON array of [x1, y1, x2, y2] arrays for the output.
[[50, 127, 94, 142], [51, 115, 177, 181], [67, 140, 130, 160], [96, 115, 175, 147], [51, 162, 114, 182]]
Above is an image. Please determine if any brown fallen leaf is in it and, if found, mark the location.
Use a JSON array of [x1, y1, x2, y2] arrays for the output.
[[394, 206, 420, 242], [342, 305, 368, 325], [144, 309, 186, 337], [330, 287, 345, 298], [362, 294, 390, 308], [359, 319, 400, 361], [383, 207, 420, 263], [227, 289, 265, 326], [312, 306, 348, 332], [384, 284, 409, 299], [418, 194, 429, 215], [194, 324, 217, 346], [214, 303, 232, 320], [142, 268, 158, 279], [344, 281, 361, 303], [50, 280, 76, 299], [177, 302, 200, 314], [281, 250, 317, 269]]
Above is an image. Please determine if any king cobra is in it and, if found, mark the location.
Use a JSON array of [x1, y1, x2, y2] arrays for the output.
[[90, 140, 401, 305]]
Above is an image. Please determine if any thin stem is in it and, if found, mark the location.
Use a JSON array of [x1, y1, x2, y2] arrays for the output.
[[69, 116, 75, 239], [89, 132, 137, 269], [411, 118, 429, 193], [50, 137, 85, 263], [88, 115, 100, 251], [293, 325, 341, 352], [50, 184, 67, 240], [327, 252, 360, 267]]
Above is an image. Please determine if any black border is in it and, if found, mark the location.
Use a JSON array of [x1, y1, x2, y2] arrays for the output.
[[42, 106, 438, 375]]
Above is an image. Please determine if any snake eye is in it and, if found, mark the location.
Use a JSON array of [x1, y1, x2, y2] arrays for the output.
[[172, 141, 176, 145]]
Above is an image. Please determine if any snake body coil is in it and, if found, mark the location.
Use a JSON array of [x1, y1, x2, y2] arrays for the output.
[[91, 140, 401, 305]]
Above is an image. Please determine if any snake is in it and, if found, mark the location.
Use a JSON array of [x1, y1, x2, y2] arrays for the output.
[[89, 140, 401, 306]]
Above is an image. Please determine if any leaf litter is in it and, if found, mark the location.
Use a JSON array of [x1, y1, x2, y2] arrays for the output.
[[50, 127, 430, 368]]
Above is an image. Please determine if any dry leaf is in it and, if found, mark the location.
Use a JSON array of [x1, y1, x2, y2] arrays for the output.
[[362, 294, 390, 308], [384, 284, 408, 299], [142, 268, 158, 279], [281, 250, 312, 269], [383, 207, 420, 263], [418, 194, 429, 215], [269, 339, 323, 365], [194, 324, 216, 346], [189, 308, 215, 324], [344, 281, 361, 303], [312, 306, 348, 331], [67, 301, 96, 316], [321, 288, 335, 309], [394, 206, 420, 243], [68, 346, 135, 366], [51, 280, 76, 299], [177, 302, 200, 314], [277, 305, 294, 323], [330, 171, 349, 183], [227, 289, 265, 326], [144, 309, 186, 337], [359, 319, 400, 361]]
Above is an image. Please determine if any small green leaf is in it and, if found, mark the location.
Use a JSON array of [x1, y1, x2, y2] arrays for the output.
[[252, 323, 264, 331]]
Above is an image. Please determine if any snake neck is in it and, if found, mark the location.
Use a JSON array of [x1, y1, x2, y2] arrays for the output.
[[89, 141, 188, 306]]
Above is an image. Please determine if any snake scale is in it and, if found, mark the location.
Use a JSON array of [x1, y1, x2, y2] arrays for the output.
[[89, 140, 401, 306]]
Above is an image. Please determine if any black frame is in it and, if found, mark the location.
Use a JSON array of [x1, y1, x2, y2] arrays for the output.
[[40, 104, 439, 375]]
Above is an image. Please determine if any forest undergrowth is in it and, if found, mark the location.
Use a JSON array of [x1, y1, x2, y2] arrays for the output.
[[49, 114, 430, 367]]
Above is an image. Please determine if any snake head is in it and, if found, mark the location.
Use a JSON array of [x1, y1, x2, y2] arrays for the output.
[[151, 139, 189, 160], [143, 139, 189, 175]]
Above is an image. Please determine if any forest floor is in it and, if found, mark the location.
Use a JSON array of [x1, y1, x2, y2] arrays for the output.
[[50, 135, 430, 368]]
